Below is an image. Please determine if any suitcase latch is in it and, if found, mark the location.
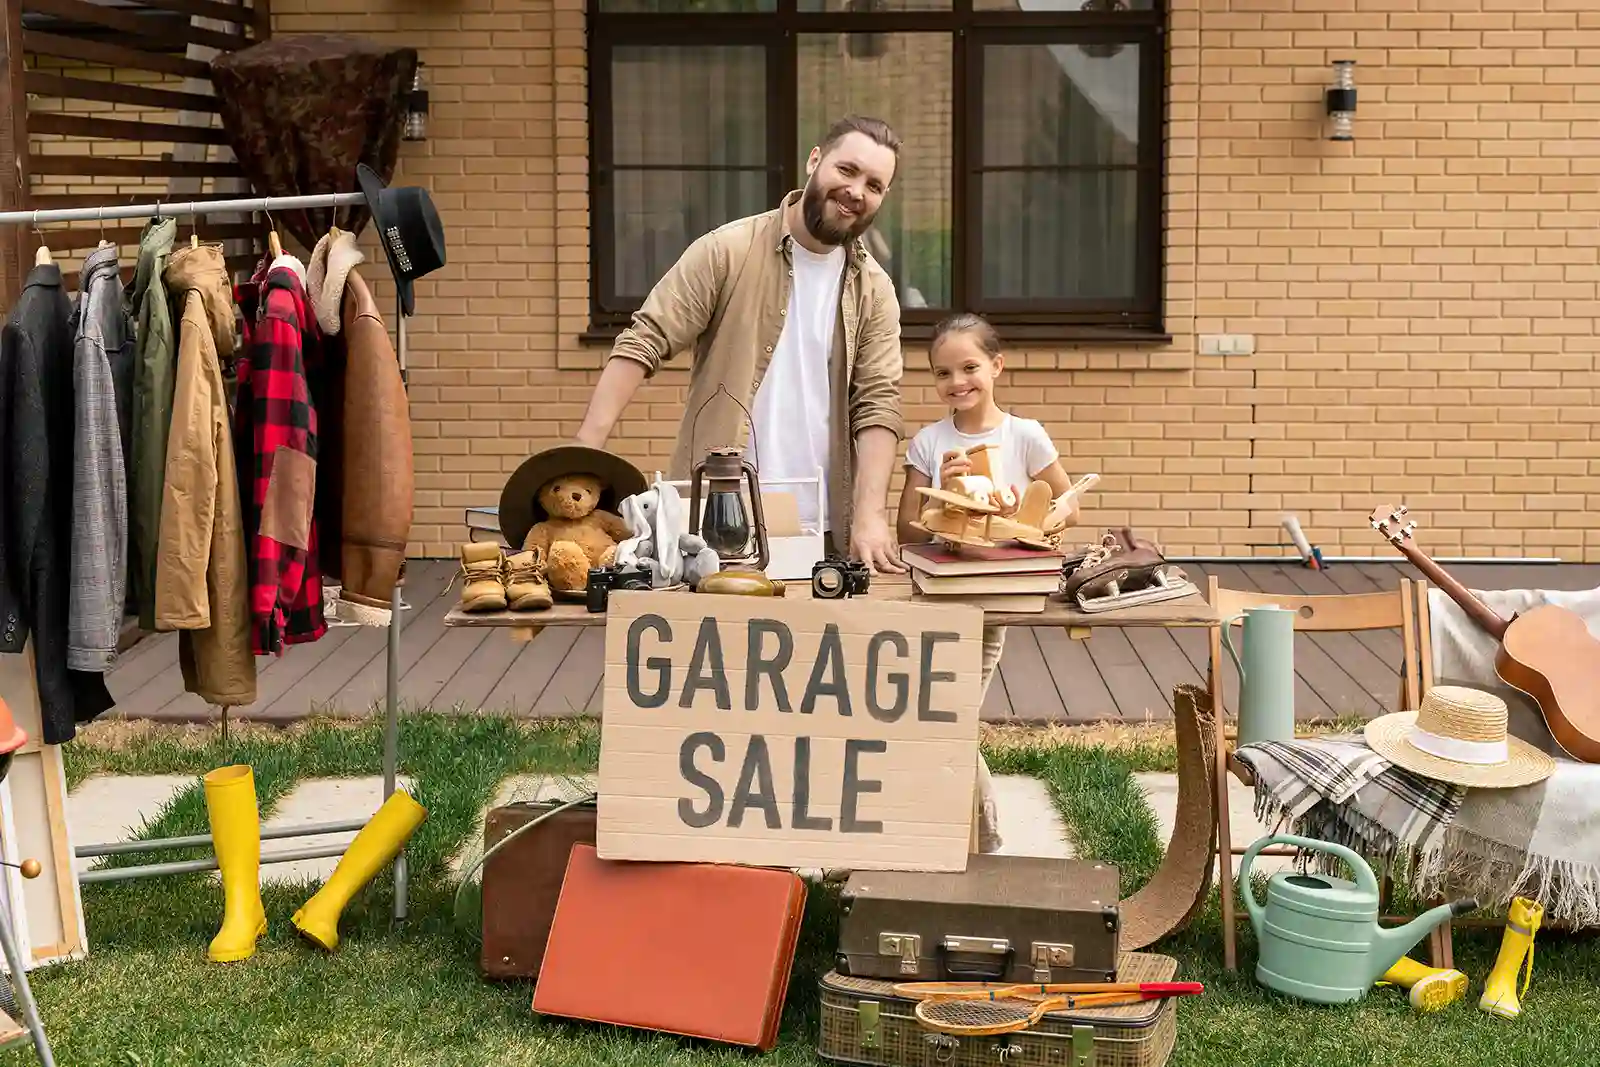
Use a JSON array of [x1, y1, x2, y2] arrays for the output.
[[856, 1000, 880, 1049], [877, 932, 923, 974], [1030, 941, 1075, 981], [1071, 1023, 1094, 1066]]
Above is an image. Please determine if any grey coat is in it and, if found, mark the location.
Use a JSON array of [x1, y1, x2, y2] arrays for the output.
[[68, 246, 134, 672], [0, 264, 116, 743]]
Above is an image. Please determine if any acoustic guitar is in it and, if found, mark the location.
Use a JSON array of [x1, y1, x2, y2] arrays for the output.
[[1370, 504, 1600, 764]]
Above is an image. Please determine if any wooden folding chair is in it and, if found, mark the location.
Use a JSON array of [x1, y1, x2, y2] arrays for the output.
[[1209, 574, 1427, 971]]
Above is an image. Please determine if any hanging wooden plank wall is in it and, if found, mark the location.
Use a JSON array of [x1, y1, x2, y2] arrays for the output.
[[0, 0, 271, 304]]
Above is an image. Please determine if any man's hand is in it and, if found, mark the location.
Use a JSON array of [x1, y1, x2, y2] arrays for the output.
[[850, 510, 907, 574]]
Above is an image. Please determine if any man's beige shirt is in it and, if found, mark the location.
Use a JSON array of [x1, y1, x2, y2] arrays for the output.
[[607, 190, 904, 549]]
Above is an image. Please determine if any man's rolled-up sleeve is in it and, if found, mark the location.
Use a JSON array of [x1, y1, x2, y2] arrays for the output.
[[608, 231, 727, 377], [849, 280, 904, 440]]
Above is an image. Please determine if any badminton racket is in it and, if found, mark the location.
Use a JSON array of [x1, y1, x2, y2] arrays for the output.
[[893, 980, 1201, 1001], [913, 984, 1204, 1037]]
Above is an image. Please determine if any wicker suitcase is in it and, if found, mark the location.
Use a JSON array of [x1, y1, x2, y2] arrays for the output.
[[837, 854, 1120, 984], [479, 796, 597, 979], [817, 952, 1178, 1067]]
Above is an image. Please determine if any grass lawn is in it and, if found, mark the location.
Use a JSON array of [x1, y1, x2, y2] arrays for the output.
[[5, 714, 1596, 1066]]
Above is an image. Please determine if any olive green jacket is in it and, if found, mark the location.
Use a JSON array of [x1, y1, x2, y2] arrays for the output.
[[124, 216, 178, 632], [607, 189, 904, 548]]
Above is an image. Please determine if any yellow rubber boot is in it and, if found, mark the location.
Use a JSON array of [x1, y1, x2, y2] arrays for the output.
[[1480, 896, 1543, 1020], [203, 765, 268, 963], [1379, 955, 1469, 1012], [291, 790, 427, 951]]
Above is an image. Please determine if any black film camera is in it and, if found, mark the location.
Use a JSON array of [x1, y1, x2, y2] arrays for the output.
[[812, 556, 871, 600], [585, 562, 653, 613]]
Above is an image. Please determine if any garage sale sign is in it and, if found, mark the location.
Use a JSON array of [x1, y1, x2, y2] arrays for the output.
[[595, 590, 984, 872]]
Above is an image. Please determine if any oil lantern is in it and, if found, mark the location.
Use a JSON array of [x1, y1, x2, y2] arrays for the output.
[[688, 446, 769, 572]]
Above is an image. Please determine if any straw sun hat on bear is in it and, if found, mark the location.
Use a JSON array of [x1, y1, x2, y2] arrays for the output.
[[1364, 684, 1555, 789]]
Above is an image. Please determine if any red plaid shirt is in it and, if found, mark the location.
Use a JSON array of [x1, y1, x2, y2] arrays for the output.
[[234, 263, 326, 655]]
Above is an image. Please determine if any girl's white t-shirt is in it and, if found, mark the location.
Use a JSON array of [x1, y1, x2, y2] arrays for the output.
[[905, 413, 1059, 491]]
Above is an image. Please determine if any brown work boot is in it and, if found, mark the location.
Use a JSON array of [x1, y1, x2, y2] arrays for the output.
[[504, 548, 554, 611], [457, 543, 507, 612]]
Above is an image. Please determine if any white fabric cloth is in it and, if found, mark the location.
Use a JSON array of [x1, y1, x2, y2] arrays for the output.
[[751, 242, 845, 533], [1420, 584, 1600, 924], [906, 413, 1059, 493]]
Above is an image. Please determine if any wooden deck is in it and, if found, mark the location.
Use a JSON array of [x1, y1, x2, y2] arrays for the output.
[[103, 559, 1600, 726]]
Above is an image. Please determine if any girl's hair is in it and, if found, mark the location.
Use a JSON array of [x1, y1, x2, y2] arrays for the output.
[[930, 313, 1001, 359]]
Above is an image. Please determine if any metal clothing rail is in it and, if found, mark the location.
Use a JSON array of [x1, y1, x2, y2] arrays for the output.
[[1, 189, 411, 921]]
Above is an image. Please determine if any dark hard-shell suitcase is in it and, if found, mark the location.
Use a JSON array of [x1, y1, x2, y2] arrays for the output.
[[836, 854, 1120, 984], [479, 796, 597, 979], [817, 951, 1178, 1067]]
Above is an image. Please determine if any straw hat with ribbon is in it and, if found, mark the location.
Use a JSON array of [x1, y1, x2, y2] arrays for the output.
[[1364, 685, 1555, 788]]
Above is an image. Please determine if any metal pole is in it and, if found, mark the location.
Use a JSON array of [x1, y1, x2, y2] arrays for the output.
[[79, 842, 355, 885], [77, 818, 371, 859], [386, 291, 408, 924], [0, 893, 56, 1067], [0, 191, 366, 227], [1170, 555, 1563, 565]]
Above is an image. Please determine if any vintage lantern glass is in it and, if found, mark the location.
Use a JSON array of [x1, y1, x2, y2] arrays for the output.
[[689, 447, 769, 572]]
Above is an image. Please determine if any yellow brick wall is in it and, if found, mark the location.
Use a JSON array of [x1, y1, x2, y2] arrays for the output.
[[140, 0, 1598, 562]]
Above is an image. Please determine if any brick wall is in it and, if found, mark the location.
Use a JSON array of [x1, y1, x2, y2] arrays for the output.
[[218, 1, 1600, 561]]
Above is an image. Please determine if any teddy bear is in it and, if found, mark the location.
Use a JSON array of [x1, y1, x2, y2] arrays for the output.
[[522, 473, 634, 598]]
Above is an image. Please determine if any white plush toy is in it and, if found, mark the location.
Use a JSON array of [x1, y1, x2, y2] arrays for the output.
[[617, 476, 721, 588]]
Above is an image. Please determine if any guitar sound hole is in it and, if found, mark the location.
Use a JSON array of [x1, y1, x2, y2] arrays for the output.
[[1298, 605, 1314, 619]]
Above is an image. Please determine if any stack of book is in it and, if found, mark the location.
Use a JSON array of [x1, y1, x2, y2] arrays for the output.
[[901, 542, 1063, 614]]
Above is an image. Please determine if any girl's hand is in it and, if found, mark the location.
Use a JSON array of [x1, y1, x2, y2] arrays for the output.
[[939, 449, 972, 485]]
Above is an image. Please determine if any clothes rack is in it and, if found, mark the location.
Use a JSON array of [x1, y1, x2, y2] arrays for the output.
[[0, 191, 413, 922]]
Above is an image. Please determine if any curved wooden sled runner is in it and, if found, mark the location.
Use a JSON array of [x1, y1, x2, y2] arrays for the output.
[[1117, 684, 1218, 949]]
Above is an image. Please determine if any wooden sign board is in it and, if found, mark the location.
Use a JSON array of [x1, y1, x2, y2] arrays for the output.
[[0, 645, 88, 970], [597, 591, 985, 872]]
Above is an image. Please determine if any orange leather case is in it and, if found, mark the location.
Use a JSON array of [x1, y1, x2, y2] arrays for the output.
[[531, 844, 807, 1050]]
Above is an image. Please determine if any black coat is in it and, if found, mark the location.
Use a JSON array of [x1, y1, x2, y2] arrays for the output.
[[0, 264, 115, 744]]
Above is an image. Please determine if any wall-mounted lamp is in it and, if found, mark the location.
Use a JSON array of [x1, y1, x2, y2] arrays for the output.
[[403, 61, 430, 142], [1324, 59, 1357, 141]]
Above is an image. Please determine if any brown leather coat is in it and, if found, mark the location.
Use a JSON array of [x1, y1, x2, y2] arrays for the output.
[[335, 267, 414, 623]]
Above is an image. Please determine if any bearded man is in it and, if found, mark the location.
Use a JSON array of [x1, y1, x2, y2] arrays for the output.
[[574, 115, 909, 574]]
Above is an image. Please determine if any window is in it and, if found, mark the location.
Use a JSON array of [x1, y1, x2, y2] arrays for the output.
[[588, 0, 1166, 341]]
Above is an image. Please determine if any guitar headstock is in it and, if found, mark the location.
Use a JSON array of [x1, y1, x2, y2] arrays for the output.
[[1369, 504, 1417, 548]]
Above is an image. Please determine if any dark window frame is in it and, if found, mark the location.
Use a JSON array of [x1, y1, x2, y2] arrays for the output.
[[586, 1, 1169, 345]]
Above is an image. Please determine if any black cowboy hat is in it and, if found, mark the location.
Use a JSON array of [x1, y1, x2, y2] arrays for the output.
[[355, 162, 446, 317], [498, 443, 650, 551]]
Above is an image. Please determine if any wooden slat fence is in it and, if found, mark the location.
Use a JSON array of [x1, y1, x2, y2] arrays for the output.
[[0, 0, 270, 305]]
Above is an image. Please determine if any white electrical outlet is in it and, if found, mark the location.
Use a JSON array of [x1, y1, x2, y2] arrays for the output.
[[1199, 335, 1225, 356], [1224, 334, 1257, 356]]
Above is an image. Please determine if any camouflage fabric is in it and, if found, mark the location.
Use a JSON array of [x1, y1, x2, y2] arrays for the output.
[[210, 34, 417, 251]]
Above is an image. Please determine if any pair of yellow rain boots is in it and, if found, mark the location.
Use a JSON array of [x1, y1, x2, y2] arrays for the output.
[[202, 764, 428, 963], [1377, 896, 1544, 1018]]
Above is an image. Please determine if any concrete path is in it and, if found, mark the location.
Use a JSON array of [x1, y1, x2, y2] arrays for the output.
[[66, 768, 1284, 883]]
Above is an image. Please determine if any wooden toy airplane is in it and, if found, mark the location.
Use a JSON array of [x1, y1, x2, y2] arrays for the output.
[[912, 444, 1100, 552]]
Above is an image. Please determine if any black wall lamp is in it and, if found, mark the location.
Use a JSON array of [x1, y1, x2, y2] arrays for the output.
[[404, 60, 430, 142], [1325, 59, 1356, 141]]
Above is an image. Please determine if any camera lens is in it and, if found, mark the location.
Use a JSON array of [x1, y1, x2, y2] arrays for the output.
[[816, 569, 841, 595]]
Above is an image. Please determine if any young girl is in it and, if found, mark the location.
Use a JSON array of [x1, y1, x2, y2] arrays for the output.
[[896, 313, 1081, 853]]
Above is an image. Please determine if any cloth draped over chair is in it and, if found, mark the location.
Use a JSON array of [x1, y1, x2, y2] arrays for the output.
[[210, 33, 418, 249]]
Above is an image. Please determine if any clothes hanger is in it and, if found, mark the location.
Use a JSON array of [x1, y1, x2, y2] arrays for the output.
[[96, 207, 111, 250], [265, 202, 283, 258], [190, 204, 199, 249], [32, 212, 52, 266]]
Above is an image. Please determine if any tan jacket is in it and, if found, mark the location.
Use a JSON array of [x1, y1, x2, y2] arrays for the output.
[[153, 243, 257, 707], [608, 189, 904, 547]]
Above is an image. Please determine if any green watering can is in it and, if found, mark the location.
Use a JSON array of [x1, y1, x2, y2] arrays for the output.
[[1239, 834, 1478, 1005]]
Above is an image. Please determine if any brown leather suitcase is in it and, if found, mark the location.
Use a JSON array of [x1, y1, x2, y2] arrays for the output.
[[532, 844, 807, 1050], [836, 854, 1120, 984], [479, 798, 597, 979]]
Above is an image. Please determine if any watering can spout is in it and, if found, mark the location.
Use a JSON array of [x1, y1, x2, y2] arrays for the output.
[[1368, 897, 1479, 976]]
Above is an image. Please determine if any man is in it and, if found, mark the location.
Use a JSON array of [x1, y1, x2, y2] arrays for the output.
[[575, 115, 1007, 852], [574, 115, 908, 574]]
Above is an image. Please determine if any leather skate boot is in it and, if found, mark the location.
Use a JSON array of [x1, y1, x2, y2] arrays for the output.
[[457, 543, 507, 612], [504, 548, 553, 612], [1480, 896, 1543, 1020]]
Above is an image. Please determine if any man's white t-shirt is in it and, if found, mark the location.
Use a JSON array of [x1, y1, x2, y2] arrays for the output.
[[751, 241, 847, 532], [905, 413, 1060, 493]]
